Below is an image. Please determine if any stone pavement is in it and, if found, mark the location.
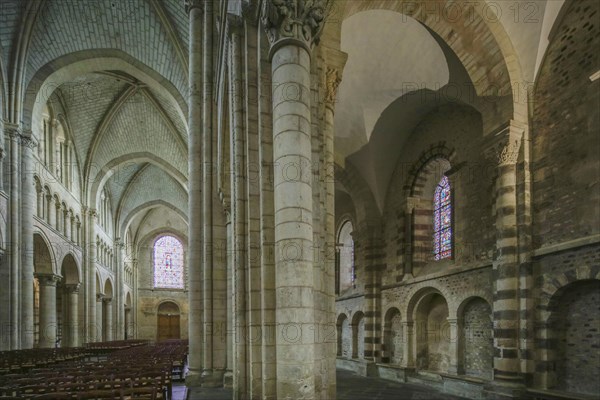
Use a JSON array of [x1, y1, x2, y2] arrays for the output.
[[184, 369, 469, 399]]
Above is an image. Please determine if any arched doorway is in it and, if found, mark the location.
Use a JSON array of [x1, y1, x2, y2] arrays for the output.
[[414, 292, 450, 372], [383, 307, 403, 365], [157, 301, 180, 341], [549, 280, 600, 395]]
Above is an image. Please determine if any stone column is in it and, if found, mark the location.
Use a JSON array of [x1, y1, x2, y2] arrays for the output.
[[124, 306, 131, 340], [0, 119, 4, 191], [114, 239, 124, 339], [104, 297, 113, 341], [262, 1, 328, 397], [87, 209, 98, 342], [36, 187, 44, 217], [47, 193, 55, 227], [65, 284, 80, 347], [65, 210, 72, 240], [447, 318, 459, 375], [185, 0, 204, 385], [20, 131, 35, 349], [401, 321, 414, 368], [55, 202, 62, 232], [323, 57, 345, 398], [486, 121, 525, 398], [6, 123, 21, 350], [96, 293, 104, 342], [37, 274, 60, 348]]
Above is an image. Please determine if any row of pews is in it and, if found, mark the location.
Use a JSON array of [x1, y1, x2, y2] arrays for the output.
[[0, 340, 188, 399]]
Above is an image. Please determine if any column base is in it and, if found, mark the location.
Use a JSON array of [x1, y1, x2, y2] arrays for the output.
[[402, 273, 414, 282], [483, 380, 526, 399], [223, 370, 233, 388], [201, 368, 225, 388], [185, 369, 203, 387]]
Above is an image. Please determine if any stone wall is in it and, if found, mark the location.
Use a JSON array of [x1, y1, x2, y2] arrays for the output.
[[552, 280, 600, 395], [381, 104, 495, 286], [532, 0, 600, 248], [135, 233, 189, 341], [461, 298, 493, 380]]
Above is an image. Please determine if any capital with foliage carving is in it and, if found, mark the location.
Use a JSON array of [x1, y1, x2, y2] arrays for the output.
[[485, 121, 524, 167], [261, 0, 330, 55]]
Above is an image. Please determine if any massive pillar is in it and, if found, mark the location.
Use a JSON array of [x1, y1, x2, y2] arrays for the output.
[[21, 131, 36, 349], [66, 284, 80, 347], [486, 121, 526, 399], [261, 1, 328, 397], [37, 274, 60, 348], [185, 0, 204, 385]]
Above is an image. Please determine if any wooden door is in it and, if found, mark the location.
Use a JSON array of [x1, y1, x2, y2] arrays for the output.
[[157, 314, 180, 341]]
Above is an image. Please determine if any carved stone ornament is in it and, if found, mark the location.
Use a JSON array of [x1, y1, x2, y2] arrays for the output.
[[261, 0, 329, 50], [496, 139, 521, 165], [325, 67, 341, 106], [183, 0, 203, 14]]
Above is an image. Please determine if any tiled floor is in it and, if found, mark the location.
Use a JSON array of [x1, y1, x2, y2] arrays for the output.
[[182, 369, 468, 399]]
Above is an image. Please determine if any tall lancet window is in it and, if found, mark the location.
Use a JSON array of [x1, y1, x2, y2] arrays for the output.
[[433, 176, 452, 260], [154, 235, 184, 289]]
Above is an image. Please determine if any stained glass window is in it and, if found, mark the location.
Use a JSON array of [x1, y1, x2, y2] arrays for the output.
[[154, 236, 184, 289], [433, 176, 452, 260]]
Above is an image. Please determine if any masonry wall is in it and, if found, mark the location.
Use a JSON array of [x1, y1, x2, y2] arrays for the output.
[[135, 234, 189, 341], [532, 0, 600, 248], [381, 104, 494, 286]]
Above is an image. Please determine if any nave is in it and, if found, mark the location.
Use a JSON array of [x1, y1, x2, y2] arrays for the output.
[[0, 340, 187, 399]]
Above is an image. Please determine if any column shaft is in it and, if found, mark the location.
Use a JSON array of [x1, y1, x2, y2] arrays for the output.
[[104, 299, 113, 341], [21, 134, 35, 349], [96, 294, 104, 342], [37, 275, 59, 348], [67, 285, 79, 347], [186, 0, 204, 382], [8, 127, 21, 350], [271, 44, 315, 398]]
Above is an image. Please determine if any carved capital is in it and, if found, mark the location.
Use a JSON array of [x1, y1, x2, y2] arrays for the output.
[[184, 0, 204, 14], [325, 67, 341, 107], [96, 293, 105, 302], [65, 283, 81, 294], [485, 121, 525, 167], [261, 0, 330, 54], [88, 208, 98, 219], [36, 273, 61, 286]]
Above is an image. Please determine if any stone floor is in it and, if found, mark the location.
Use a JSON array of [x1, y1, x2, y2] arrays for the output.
[[182, 369, 469, 399]]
